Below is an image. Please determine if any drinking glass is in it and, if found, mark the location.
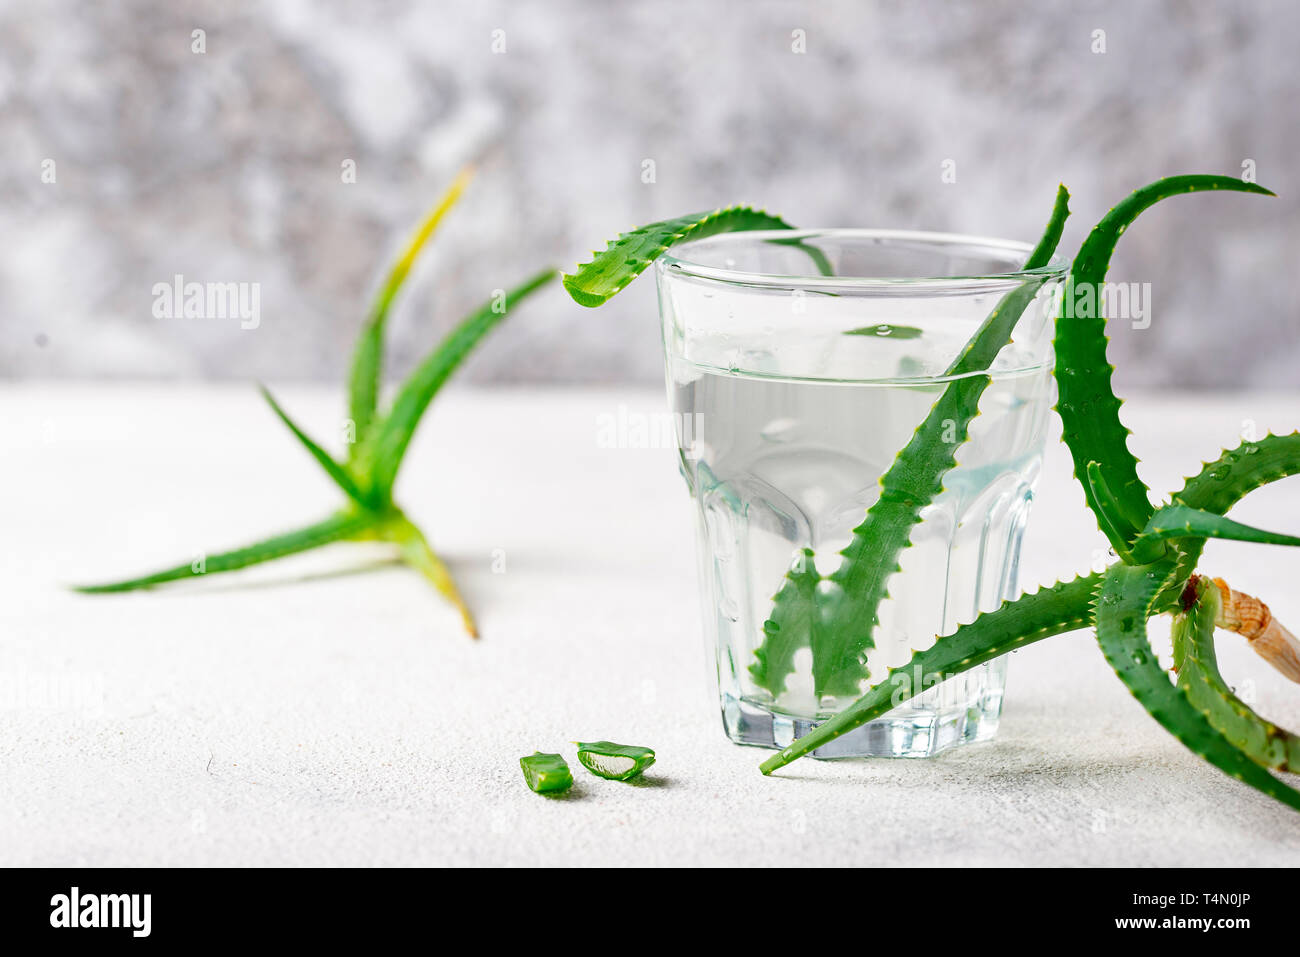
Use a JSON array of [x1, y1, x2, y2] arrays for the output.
[[656, 230, 1063, 757]]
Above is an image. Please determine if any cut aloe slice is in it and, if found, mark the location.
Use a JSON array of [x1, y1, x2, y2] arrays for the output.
[[576, 741, 656, 781], [519, 752, 573, 794]]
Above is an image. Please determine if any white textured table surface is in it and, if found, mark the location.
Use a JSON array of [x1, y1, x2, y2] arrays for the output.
[[3, 384, 1300, 867]]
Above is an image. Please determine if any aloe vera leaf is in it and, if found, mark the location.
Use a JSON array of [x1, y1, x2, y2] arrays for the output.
[[760, 572, 1098, 773], [72, 511, 376, 593], [383, 513, 477, 638], [810, 380, 990, 696], [748, 549, 818, 696], [1148, 432, 1300, 612], [805, 185, 1072, 697], [258, 385, 370, 508], [575, 741, 657, 781], [1133, 504, 1300, 560], [1084, 462, 1142, 562], [562, 207, 796, 307], [519, 752, 574, 795], [1055, 175, 1275, 553], [1168, 432, 1300, 584], [1093, 559, 1300, 812], [348, 167, 473, 453], [844, 324, 923, 339], [1174, 576, 1300, 771], [364, 269, 557, 496], [1176, 432, 1300, 513]]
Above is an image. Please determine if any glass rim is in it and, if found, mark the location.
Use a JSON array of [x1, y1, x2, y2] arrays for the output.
[[657, 228, 1068, 292]]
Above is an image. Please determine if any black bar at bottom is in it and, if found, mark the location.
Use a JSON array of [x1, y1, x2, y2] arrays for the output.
[[0, 866, 1280, 944]]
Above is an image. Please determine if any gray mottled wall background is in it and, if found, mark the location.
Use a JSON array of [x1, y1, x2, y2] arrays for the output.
[[3, 0, 1296, 387]]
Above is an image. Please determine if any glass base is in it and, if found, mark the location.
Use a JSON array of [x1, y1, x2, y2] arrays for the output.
[[720, 661, 1006, 759]]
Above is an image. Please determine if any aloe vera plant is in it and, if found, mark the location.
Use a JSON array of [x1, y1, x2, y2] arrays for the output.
[[565, 175, 1300, 812], [77, 172, 557, 635]]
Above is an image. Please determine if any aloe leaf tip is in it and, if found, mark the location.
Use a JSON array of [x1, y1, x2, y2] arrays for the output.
[[560, 274, 609, 308]]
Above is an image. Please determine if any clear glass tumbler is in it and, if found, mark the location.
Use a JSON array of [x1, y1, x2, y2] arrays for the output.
[[656, 230, 1063, 758]]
